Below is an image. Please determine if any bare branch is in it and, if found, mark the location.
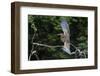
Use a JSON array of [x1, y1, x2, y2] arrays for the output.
[[33, 42, 63, 48]]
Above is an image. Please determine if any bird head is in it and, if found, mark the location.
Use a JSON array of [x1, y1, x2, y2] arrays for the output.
[[57, 33, 66, 42]]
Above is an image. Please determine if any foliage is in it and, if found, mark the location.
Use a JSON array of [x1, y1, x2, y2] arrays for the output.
[[28, 15, 88, 60]]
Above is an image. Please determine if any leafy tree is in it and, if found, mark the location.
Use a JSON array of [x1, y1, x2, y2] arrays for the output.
[[28, 15, 88, 60]]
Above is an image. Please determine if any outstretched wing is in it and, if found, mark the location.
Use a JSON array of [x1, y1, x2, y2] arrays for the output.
[[60, 19, 70, 43], [60, 19, 70, 34]]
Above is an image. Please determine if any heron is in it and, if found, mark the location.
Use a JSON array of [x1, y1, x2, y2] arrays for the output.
[[60, 18, 74, 55]]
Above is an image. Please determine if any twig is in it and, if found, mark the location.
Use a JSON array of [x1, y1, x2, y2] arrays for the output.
[[33, 42, 63, 48], [29, 50, 40, 60]]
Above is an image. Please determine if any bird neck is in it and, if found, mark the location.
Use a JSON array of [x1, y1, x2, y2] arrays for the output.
[[64, 42, 70, 49]]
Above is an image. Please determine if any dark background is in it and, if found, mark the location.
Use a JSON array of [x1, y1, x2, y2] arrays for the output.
[[28, 15, 88, 60]]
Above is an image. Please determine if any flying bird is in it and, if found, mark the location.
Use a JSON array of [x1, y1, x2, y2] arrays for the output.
[[60, 18, 72, 55]]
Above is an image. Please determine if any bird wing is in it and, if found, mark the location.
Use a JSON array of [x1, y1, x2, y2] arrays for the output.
[[60, 19, 70, 43], [60, 19, 70, 34], [62, 47, 71, 55]]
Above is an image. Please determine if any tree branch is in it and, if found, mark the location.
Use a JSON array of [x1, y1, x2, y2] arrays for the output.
[[33, 42, 63, 48]]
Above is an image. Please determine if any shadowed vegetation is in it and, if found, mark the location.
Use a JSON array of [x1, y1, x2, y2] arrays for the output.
[[28, 15, 88, 60]]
